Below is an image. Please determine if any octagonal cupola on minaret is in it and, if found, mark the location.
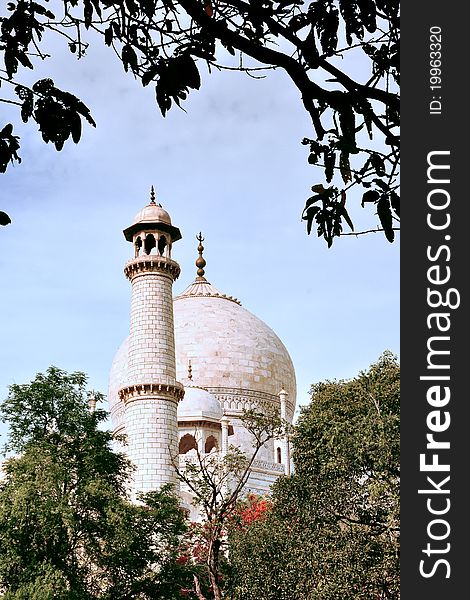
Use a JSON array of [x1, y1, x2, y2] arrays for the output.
[[123, 186, 182, 259]]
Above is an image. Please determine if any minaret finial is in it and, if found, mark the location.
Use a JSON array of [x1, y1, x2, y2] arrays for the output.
[[196, 232, 207, 279], [188, 359, 193, 381], [150, 185, 156, 205]]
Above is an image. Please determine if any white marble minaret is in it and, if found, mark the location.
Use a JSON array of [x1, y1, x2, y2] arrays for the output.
[[118, 188, 184, 494]]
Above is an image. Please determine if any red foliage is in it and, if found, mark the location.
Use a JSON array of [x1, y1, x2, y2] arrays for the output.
[[232, 493, 272, 529]]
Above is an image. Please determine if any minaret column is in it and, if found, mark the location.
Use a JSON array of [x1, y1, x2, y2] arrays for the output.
[[118, 189, 184, 495]]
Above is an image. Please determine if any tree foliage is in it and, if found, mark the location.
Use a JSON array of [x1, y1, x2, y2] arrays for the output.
[[227, 351, 400, 599], [1, 0, 399, 244], [0, 366, 193, 599]]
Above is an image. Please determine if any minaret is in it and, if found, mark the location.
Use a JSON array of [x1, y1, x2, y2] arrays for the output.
[[118, 187, 184, 494]]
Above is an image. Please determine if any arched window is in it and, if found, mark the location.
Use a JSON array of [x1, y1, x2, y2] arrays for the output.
[[276, 447, 282, 464], [158, 234, 167, 256], [144, 234, 156, 255], [179, 434, 197, 455], [134, 236, 142, 257], [205, 435, 218, 453]]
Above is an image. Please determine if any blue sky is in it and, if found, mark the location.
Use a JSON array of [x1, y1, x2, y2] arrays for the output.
[[0, 31, 399, 443]]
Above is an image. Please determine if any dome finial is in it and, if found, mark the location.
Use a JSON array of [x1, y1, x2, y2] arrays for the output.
[[196, 232, 207, 279], [150, 185, 156, 205]]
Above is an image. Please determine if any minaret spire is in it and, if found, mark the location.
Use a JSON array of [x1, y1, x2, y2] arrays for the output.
[[150, 185, 156, 205]]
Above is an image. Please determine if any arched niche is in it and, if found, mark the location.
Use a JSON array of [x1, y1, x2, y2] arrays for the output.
[[179, 433, 197, 455]]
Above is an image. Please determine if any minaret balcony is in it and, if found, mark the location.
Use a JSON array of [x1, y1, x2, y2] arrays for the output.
[[124, 254, 181, 281]]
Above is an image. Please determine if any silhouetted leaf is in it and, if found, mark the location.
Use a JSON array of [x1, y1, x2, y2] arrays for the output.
[[304, 194, 323, 210], [142, 65, 159, 87], [303, 206, 320, 235], [70, 112, 82, 143], [309, 1, 339, 56], [370, 153, 386, 176], [377, 195, 394, 242], [373, 178, 388, 191], [341, 205, 354, 231], [0, 124, 13, 137], [339, 151, 352, 183], [104, 25, 113, 47], [125, 0, 138, 15], [15, 85, 34, 122], [177, 54, 200, 90], [4, 49, 18, 79], [0, 123, 21, 172], [390, 191, 400, 217], [84, 0, 93, 28], [361, 189, 380, 207], [16, 52, 33, 69], [122, 44, 138, 73], [324, 149, 335, 182], [0, 211, 11, 226], [31, 2, 55, 19]]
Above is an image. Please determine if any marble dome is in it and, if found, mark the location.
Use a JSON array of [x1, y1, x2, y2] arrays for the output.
[[177, 385, 223, 422], [173, 278, 296, 419], [132, 202, 172, 226]]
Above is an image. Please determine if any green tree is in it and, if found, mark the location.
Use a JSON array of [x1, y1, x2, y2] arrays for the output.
[[1, 0, 399, 245], [227, 351, 400, 599], [0, 366, 193, 599]]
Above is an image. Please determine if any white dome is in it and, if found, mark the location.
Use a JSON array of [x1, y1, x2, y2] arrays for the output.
[[132, 202, 172, 225], [173, 279, 296, 420], [177, 386, 223, 422]]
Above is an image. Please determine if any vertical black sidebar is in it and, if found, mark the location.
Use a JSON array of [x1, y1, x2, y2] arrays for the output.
[[401, 3, 468, 598]]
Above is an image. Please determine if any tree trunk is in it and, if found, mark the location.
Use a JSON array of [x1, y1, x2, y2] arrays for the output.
[[208, 537, 223, 600]]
